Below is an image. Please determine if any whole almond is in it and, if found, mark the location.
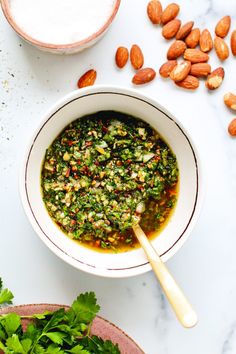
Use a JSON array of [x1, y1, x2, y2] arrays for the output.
[[176, 21, 194, 40], [159, 60, 177, 78], [184, 48, 209, 63], [214, 36, 229, 60], [205, 67, 224, 90], [77, 69, 97, 88], [175, 75, 199, 90], [162, 19, 181, 40], [130, 44, 144, 70], [231, 30, 236, 56], [170, 60, 191, 82], [147, 0, 162, 24], [190, 63, 211, 77], [228, 118, 236, 136], [200, 29, 213, 52], [215, 16, 231, 38], [185, 28, 200, 48], [161, 3, 180, 25], [224, 92, 236, 110], [167, 40, 186, 59], [132, 68, 156, 85], [115, 47, 129, 68]]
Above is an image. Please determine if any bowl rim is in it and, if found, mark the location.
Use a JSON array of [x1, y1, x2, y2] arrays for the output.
[[0, 0, 121, 49], [19, 85, 204, 278]]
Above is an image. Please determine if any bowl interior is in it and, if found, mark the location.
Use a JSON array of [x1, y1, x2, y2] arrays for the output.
[[0, 304, 144, 354], [22, 88, 200, 277]]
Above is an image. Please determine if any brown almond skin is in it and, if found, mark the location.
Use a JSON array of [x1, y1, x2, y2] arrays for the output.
[[130, 45, 144, 70], [228, 118, 236, 136], [200, 29, 213, 52], [176, 21, 194, 40], [215, 16, 231, 38], [190, 63, 211, 77], [162, 19, 181, 40], [77, 69, 97, 88], [147, 0, 162, 24], [184, 48, 209, 63], [167, 40, 186, 59], [161, 3, 180, 25], [185, 28, 200, 48], [175, 75, 199, 90], [115, 47, 129, 68], [159, 60, 177, 78], [132, 68, 156, 85], [230, 30, 236, 56], [170, 60, 191, 82], [205, 67, 225, 90], [214, 36, 229, 61], [224, 92, 236, 110]]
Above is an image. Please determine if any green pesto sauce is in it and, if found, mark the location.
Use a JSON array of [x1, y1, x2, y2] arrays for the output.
[[41, 111, 179, 252]]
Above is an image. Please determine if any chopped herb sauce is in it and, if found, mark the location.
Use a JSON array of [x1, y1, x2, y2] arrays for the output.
[[41, 111, 179, 252]]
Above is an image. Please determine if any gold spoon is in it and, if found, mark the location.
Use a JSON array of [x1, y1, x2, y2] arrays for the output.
[[132, 224, 198, 328]]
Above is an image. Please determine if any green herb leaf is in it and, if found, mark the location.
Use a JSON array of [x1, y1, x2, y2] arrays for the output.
[[67, 292, 100, 325], [0, 278, 14, 306]]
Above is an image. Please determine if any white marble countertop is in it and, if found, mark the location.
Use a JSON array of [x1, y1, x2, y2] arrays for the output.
[[1, 0, 236, 353]]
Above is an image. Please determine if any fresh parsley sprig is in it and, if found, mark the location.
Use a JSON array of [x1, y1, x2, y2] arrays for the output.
[[0, 291, 120, 353], [0, 278, 14, 306]]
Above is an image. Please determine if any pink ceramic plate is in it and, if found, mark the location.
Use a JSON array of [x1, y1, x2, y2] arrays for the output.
[[0, 304, 144, 354]]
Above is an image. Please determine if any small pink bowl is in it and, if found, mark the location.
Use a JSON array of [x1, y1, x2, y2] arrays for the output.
[[0, 0, 121, 54]]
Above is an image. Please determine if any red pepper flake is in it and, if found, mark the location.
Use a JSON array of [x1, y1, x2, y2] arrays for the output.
[[116, 160, 123, 166], [102, 126, 108, 133], [77, 159, 81, 165], [94, 160, 100, 166], [70, 219, 76, 226], [65, 168, 70, 177], [85, 141, 93, 147], [68, 140, 74, 146]]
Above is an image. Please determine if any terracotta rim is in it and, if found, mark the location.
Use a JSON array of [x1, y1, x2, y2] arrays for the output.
[[0, 0, 121, 49], [23, 91, 200, 275]]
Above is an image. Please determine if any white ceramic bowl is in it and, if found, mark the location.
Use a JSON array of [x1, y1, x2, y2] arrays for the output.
[[1, 0, 121, 54], [20, 86, 203, 277]]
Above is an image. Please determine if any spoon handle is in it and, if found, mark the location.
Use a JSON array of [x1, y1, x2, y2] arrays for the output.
[[133, 224, 198, 328]]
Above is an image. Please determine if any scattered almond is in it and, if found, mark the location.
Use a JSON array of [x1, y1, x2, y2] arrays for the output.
[[205, 67, 224, 90], [224, 92, 236, 110], [161, 3, 180, 25], [184, 48, 209, 63], [230, 30, 236, 56], [159, 60, 177, 78], [115, 47, 129, 68], [147, 0, 162, 24], [132, 68, 156, 85], [162, 19, 181, 40], [175, 75, 199, 90], [185, 28, 200, 48], [176, 21, 194, 40], [214, 36, 229, 60], [130, 44, 144, 70], [215, 16, 231, 38], [77, 69, 97, 88], [170, 60, 191, 82], [167, 40, 186, 59], [190, 63, 211, 77], [200, 29, 213, 52], [228, 118, 236, 136]]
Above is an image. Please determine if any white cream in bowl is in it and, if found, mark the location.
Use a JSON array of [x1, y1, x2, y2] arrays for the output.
[[9, 0, 116, 44]]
